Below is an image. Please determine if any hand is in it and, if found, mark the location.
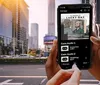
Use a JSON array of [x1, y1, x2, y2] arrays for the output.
[[45, 33, 100, 81], [89, 33, 100, 80], [46, 64, 81, 85], [45, 40, 61, 80]]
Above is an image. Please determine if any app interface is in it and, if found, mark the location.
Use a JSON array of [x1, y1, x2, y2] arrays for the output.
[[60, 13, 90, 68]]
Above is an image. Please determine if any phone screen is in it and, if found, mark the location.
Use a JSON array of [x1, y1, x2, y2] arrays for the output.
[[58, 4, 92, 69]]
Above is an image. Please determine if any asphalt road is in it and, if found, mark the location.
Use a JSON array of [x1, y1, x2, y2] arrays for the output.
[[0, 65, 99, 85]]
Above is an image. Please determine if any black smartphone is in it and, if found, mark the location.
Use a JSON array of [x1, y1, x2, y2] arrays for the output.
[[57, 4, 92, 69]]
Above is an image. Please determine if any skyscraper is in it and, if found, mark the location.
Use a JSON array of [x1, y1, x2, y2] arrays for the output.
[[17, 0, 29, 41], [0, 0, 29, 54], [28, 23, 38, 49], [48, 0, 55, 36], [0, 4, 12, 38], [0, 0, 17, 38], [17, 0, 29, 52], [0, 1, 13, 55]]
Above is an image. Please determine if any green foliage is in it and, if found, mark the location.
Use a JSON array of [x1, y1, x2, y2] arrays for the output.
[[0, 37, 4, 45], [36, 50, 40, 54], [0, 58, 47, 64]]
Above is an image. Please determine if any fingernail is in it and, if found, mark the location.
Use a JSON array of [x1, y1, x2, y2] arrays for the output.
[[90, 36, 100, 46], [72, 63, 77, 69], [91, 37, 100, 41]]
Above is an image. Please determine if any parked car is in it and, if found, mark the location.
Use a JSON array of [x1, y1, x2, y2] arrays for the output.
[[19, 54, 35, 59], [1, 55, 12, 58], [19, 54, 30, 58]]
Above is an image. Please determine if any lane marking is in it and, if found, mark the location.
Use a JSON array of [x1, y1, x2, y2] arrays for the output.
[[0, 79, 12, 84], [0, 79, 24, 85], [0, 76, 98, 82], [0, 78, 99, 85], [0, 76, 47, 78], [0, 76, 99, 82], [80, 80, 99, 82], [80, 84, 98, 85], [40, 78, 47, 85]]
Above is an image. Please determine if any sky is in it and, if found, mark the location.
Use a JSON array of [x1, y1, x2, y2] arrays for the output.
[[25, 0, 48, 48], [25, 0, 81, 48]]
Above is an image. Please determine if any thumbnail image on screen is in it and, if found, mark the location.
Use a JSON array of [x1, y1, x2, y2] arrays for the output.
[[61, 13, 90, 40]]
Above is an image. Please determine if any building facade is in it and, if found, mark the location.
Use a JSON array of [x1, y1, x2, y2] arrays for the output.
[[43, 35, 57, 56], [28, 23, 39, 50], [0, 4, 12, 38], [0, 1, 13, 55], [18, 0, 29, 53], [0, 0, 18, 38], [0, 0, 29, 54], [48, 0, 55, 36]]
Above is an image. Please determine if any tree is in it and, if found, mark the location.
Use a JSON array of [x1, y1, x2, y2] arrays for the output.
[[0, 37, 4, 46]]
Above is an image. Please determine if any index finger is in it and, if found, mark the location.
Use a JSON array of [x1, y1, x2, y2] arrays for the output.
[[45, 40, 57, 67], [48, 40, 57, 63]]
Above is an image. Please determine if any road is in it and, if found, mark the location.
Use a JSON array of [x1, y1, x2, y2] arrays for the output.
[[0, 65, 99, 85]]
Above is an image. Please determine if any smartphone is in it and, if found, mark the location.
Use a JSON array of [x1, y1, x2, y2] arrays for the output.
[[57, 4, 92, 69]]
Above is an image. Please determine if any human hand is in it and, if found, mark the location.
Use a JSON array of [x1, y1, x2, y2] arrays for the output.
[[45, 40, 61, 80], [89, 33, 100, 80], [45, 33, 100, 81], [46, 64, 81, 85]]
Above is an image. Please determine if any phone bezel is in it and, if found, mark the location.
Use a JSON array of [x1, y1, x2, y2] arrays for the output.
[[57, 4, 92, 69]]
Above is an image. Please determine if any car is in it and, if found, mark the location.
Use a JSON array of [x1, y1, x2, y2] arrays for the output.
[[40, 57, 48, 59], [19, 54, 30, 58], [0, 55, 5, 58], [19, 54, 35, 59], [1, 55, 12, 58], [6, 55, 12, 58]]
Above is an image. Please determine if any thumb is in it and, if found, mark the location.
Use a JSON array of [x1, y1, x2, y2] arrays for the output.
[[68, 64, 81, 85], [90, 36, 100, 46], [46, 69, 73, 85]]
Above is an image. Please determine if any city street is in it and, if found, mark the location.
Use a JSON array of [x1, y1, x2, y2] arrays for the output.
[[0, 0, 100, 85], [0, 65, 99, 85]]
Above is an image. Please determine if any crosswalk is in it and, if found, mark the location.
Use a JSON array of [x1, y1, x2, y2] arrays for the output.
[[80, 84, 98, 85], [39, 78, 99, 85], [40, 79, 99, 85], [80, 79, 99, 85], [0, 76, 99, 85]]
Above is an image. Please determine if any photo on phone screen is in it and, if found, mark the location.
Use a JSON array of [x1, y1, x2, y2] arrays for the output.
[[57, 4, 92, 69], [61, 13, 89, 40]]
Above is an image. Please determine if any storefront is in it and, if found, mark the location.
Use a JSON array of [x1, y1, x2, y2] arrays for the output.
[[44, 35, 57, 57]]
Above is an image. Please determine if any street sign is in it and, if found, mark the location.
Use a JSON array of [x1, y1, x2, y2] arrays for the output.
[[0, 79, 24, 85]]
